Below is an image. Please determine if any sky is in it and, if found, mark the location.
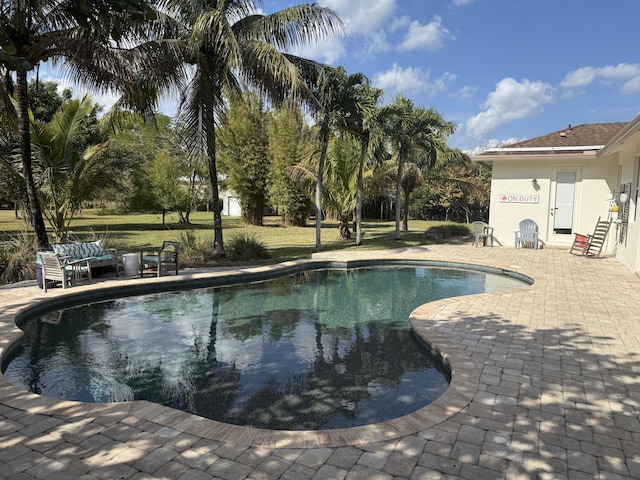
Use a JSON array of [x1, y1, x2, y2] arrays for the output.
[[38, 0, 640, 154], [264, 0, 640, 152]]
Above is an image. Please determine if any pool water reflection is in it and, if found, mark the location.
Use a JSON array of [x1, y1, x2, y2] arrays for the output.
[[4, 266, 524, 430]]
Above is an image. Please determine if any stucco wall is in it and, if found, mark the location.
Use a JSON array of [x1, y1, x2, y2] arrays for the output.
[[606, 135, 640, 272], [221, 190, 242, 217], [487, 154, 617, 249]]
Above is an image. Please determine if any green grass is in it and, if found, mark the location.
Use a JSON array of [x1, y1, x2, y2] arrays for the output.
[[0, 209, 471, 266]]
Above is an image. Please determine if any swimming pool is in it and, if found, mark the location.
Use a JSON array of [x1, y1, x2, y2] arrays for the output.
[[3, 263, 528, 430]]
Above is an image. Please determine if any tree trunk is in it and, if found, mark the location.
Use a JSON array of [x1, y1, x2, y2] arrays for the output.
[[339, 220, 351, 239], [402, 189, 410, 232], [208, 133, 225, 258], [355, 144, 366, 246], [16, 71, 49, 251], [315, 118, 330, 251], [394, 156, 404, 240], [243, 198, 263, 225]]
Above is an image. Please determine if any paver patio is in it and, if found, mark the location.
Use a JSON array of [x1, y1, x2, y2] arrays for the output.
[[1, 244, 639, 479]]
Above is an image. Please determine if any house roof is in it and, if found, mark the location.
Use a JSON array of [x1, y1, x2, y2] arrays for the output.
[[509, 122, 628, 149], [474, 122, 629, 159], [597, 114, 640, 157]]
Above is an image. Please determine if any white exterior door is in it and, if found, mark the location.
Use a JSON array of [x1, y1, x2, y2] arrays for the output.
[[550, 168, 580, 237]]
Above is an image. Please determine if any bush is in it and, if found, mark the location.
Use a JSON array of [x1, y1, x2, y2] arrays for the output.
[[0, 230, 38, 284], [226, 231, 269, 261], [176, 231, 214, 267], [423, 223, 471, 241]]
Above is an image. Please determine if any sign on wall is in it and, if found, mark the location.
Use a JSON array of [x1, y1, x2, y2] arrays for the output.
[[500, 194, 540, 204]]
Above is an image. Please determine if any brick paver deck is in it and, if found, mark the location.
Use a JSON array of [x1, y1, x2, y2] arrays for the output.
[[1, 245, 639, 479]]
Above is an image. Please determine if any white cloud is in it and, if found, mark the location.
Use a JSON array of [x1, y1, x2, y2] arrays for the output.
[[452, 0, 475, 5], [398, 15, 452, 51], [292, 35, 346, 65], [560, 63, 640, 93], [307, 0, 397, 62], [390, 15, 410, 33], [467, 136, 523, 156], [319, 0, 397, 35], [623, 75, 640, 94], [365, 31, 392, 55], [465, 78, 554, 140], [373, 63, 455, 98], [451, 85, 478, 100]]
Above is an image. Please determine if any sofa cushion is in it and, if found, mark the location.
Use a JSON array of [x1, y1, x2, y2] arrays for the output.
[[92, 254, 116, 263], [52, 241, 106, 260], [80, 241, 105, 258]]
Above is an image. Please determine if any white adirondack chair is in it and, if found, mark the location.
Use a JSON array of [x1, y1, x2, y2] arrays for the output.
[[514, 219, 539, 249]]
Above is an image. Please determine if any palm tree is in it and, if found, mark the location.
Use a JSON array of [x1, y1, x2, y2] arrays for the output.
[[149, 1, 342, 257], [30, 96, 112, 241], [0, 0, 158, 250], [310, 66, 371, 250], [389, 161, 424, 232], [289, 134, 360, 239], [382, 96, 456, 240], [341, 82, 384, 246]]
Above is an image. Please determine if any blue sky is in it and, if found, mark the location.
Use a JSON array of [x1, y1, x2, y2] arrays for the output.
[[264, 0, 640, 152], [38, 0, 640, 153]]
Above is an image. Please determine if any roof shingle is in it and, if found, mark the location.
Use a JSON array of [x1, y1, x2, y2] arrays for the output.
[[508, 122, 628, 149]]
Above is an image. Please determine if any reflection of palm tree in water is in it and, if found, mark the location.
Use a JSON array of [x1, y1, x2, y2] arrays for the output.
[[174, 270, 447, 430], [27, 319, 44, 395], [176, 288, 242, 419], [14, 268, 455, 428], [211, 322, 438, 430]]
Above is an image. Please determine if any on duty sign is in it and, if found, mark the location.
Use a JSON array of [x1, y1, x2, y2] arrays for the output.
[[500, 194, 540, 204]]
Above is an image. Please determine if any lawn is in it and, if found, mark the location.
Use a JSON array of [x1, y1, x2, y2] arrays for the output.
[[0, 209, 471, 266]]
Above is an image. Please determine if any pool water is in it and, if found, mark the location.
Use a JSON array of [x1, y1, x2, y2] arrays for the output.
[[4, 266, 524, 430]]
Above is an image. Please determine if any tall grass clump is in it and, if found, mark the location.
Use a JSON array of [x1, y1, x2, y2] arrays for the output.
[[0, 230, 38, 284], [176, 231, 214, 267], [226, 231, 269, 261], [423, 223, 472, 241]]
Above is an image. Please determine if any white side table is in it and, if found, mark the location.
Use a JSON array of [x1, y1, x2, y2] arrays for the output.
[[122, 253, 140, 276]]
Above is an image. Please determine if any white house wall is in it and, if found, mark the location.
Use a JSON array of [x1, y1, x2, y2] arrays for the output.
[[488, 154, 617, 249], [221, 190, 242, 217], [604, 135, 640, 272]]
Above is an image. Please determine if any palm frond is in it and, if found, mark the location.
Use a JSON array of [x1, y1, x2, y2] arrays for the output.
[[239, 40, 311, 102], [235, 4, 343, 50]]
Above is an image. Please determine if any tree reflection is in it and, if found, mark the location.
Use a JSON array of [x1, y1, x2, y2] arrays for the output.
[[5, 267, 465, 429], [185, 320, 444, 430]]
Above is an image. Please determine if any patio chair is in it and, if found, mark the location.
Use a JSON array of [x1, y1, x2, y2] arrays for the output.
[[569, 217, 611, 257], [140, 241, 180, 277], [514, 219, 539, 249], [471, 221, 494, 247], [38, 251, 92, 292]]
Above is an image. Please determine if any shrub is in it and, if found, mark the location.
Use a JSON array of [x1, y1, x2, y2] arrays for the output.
[[226, 231, 269, 261], [0, 230, 38, 284], [423, 223, 471, 241], [176, 231, 214, 267]]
